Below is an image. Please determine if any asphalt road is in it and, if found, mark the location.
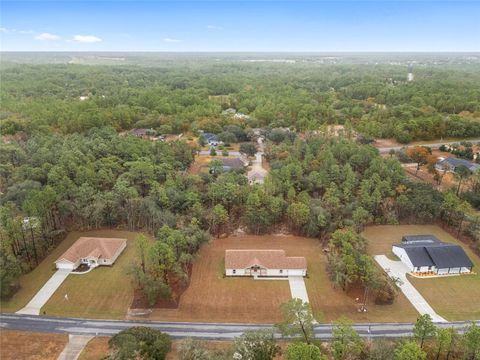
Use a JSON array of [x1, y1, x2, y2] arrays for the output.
[[377, 139, 480, 154], [1, 313, 478, 340]]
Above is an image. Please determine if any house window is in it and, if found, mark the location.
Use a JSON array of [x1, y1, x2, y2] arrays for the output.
[[279, 269, 283, 274], [232, 269, 236, 274]]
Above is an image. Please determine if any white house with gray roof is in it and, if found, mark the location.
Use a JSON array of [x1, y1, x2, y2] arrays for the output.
[[392, 235, 473, 275], [436, 157, 480, 173]]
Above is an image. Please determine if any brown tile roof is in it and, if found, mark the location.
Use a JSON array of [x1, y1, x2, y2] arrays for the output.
[[56, 237, 126, 264], [225, 249, 306, 269]]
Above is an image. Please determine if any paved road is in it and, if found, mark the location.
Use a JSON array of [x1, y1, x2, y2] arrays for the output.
[[1, 314, 478, 340], [248, 138, 268, 184], [377, 139, 480, 154], [17, 269, 71, 315], [375, 256, 446, 322]]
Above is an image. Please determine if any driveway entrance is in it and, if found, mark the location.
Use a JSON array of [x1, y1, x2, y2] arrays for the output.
[[374, 255, 446, 322], [16, 269, 72, 315]]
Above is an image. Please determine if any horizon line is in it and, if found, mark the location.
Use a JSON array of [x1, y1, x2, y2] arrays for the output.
[[2, 50, 480, 53]]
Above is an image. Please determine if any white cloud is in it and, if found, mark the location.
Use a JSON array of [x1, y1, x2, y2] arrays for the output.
[[163, 37, 182, 43], [35, 32, 61, 41], [0, 27, 9, 33], [72, 35, 102, 43], [207, 25, 222, 30]]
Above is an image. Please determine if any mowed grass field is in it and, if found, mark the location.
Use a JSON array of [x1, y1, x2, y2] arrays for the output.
[[363, 225, 480, 321], [145, 235, 418, 324], [0, 330, 68, 360], [42, 229, 142, 319]]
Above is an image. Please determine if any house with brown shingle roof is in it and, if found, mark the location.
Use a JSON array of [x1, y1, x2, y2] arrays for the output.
[[55, 237, 127, 270], [225, 249, 307, 277]]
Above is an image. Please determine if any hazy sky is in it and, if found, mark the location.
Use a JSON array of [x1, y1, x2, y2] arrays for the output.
[[1, 1, 479, 52]]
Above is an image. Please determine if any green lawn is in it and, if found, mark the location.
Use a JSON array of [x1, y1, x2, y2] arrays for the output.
[[363, 224, 480, 321], [1, 233, 78, 313], [1, 229, 143, 320]]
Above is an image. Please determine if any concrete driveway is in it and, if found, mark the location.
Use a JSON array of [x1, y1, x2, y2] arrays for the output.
[[16, 269, 72, 315], [374, 255, 446, 322], [57, 334, 93, 360], [288, 276, 310, 303]]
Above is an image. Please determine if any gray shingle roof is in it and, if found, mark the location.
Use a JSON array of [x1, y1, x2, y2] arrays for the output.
[[426, 245, 473, 269], [403, 247, 435, 267], [436, 157, 480, 172], [394, 234, 473, 269], [220, 158, 245, 169]]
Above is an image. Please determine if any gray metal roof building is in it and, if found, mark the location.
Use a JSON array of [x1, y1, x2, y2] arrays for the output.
[[394, 235, 473, 271]]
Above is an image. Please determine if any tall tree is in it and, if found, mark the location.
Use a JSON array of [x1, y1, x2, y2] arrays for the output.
[[233, 329, 280, 360], [413, 314, 437, 349], [276, 298, 315, 344], [285, 343, 326, 360], [331, 317, 365, 360], [393, 341, 426, 360]]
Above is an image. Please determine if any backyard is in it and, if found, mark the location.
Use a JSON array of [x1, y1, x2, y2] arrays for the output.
[[363, 224, 480, 321]]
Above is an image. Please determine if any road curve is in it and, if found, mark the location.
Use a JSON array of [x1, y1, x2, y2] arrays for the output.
[[1, 313, 478, 340], [377, 139, 480, 154]]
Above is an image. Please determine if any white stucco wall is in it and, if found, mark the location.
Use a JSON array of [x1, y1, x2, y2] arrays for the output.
[[392, 246, 414, 271], [225, 268, 306, 277]]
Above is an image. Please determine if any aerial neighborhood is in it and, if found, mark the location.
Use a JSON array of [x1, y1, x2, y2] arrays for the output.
[[1, 9, 480, 358]]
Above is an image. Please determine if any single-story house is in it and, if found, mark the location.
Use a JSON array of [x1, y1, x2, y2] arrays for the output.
[[435, 157, 480, 173], [219, 157, 247, 171], [130, 128, 157, 139], [222, 108, 237, 115], [225, 249, 307, 277], [202, 133, 220, 146], [392, 235, 473, 275], [248, 170, 267, 184], [55, 237, 127, 270]]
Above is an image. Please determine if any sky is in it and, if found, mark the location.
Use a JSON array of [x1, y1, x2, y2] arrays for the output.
[[1, 1, 479, 52]]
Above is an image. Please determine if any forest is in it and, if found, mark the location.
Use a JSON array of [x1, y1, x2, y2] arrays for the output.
[[1, 58, 480, 142], [1, 56, 479, 308]]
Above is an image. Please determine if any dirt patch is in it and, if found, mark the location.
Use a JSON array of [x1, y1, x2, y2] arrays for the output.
[[0, 330, 68, 360], [373, 138, 402, 148]]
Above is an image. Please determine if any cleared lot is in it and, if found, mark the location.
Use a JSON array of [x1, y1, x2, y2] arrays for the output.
[[364, 224, 480, 321], [144, 235, 418, 323]]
